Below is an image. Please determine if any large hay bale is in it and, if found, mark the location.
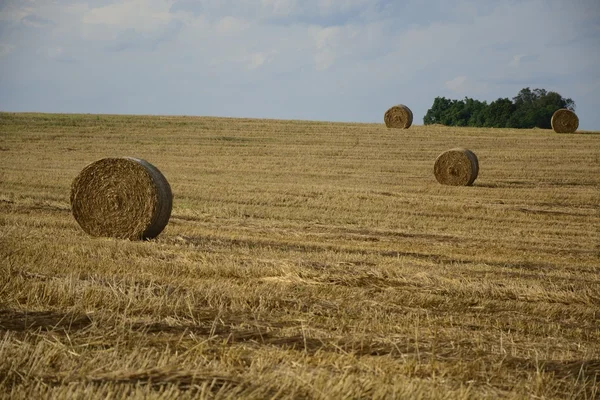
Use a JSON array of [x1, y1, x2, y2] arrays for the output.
[[70, 157, 172, 240], [551, 109, 579, 133], [434, 148, 479, 186], [384, 105, 413, 129]]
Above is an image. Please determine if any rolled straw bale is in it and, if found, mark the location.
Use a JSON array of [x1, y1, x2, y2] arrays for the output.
[[551, 109, 579, 133], [384, 105, 413, 129], [70, 157, 172, 240], [434, 148, 479, 186]]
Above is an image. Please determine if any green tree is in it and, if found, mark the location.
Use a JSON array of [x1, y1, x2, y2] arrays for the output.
[[465, 97, 488, 127], [510, 88, 575, 129], [423, 88, 575, 129], [484, 98, 515, 128], [443, 99, 468, 126], [423, 97, 453, 125]]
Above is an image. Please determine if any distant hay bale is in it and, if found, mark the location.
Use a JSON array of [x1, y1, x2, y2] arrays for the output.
[[70, 157, 172, 240], [434, 148, 479, 186], [384, 105, 413, 129], [551, 109, 579, 133]]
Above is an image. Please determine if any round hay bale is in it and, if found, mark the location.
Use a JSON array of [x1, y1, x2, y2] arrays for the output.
[[70, 157, 172, 240], [551, 109, 579, 133], [434, 148, 479, 186], [384, 105, 413, 129]]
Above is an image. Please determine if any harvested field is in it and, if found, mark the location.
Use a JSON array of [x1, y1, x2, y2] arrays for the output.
[[1, 113, 599, 399]]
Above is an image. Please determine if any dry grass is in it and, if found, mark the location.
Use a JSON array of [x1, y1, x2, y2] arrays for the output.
[[1, 112, 599, 399]]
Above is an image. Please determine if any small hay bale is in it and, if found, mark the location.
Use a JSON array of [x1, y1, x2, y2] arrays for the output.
[[384, 105, 413, 129], [551, 109, 579, 133], [70, 157, 172, 240], [434, 148, 479, 186]]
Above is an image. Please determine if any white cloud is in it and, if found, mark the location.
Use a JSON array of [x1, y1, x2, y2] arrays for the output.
[[316, 0, 370, 15], [0, 44, 15, 57], [21, 14, 54, 28], [509, 54, 526, 68], [36, 46, 77, 63], [444, 76, 468, 92], [314, 49, 334, 70], [37, 46, 63, 58], [215, 16, 250, 35], [81, 0, 173, 33], [247, 52, 270, 69], [310, 26, 341, 69], [0, 1, 34, 22], [261, 0, 297, 17], [445, 76, 488, 95]]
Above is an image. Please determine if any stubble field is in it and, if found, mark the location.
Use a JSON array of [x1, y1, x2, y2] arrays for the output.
[[0, 112, 599, 399]]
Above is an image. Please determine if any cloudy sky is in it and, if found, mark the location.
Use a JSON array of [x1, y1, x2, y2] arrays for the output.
[[1, 0, 599, 129]]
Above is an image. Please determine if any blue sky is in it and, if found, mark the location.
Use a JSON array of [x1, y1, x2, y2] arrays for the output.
[[1, 0, 599, 130]]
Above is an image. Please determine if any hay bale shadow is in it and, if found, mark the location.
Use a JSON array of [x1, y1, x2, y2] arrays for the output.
[[0, 310, 92, 333]]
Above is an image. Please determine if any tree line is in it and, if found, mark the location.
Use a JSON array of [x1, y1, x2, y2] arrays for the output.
[[423, 88, 575, 129]]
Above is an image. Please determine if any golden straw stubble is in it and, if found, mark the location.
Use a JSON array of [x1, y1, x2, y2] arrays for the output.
[[70, 157, 172, 240], [434, 148, 479, 186], [384, 105, 413, 129], [551, 109, 579, 133]]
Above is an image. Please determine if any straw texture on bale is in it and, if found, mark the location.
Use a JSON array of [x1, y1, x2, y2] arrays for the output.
[[551, 109, 579, 133], [70, 157, 172, 240], [384, 105, 413, 129], [434, 148, 479, 186]]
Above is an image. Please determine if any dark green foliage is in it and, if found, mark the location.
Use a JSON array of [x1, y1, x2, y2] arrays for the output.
[[484, 98, 515, 128], [423, 88, 575, 129]]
